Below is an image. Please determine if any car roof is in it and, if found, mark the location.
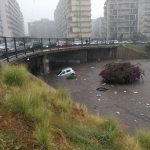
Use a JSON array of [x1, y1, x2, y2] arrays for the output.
[[61, 67, 73, 71]]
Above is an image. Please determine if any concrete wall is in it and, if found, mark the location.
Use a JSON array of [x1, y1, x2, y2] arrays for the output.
[[116, 46, 141, 59], [15, 46, 142, 75]]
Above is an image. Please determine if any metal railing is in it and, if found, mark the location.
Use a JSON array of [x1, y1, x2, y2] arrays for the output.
[[0, 37, 112, 62]]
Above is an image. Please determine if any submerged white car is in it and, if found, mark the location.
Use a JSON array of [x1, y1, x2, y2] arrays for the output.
[[57, 68, 75, 77]]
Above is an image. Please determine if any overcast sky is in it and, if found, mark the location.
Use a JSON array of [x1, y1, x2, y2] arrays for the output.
[[17, 0, 105, 33]]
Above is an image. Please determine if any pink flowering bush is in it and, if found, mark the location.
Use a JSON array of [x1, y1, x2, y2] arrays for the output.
[[100, 62, 144, 84]]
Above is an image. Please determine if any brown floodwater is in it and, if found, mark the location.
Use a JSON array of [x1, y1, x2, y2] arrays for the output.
[[43, 59, 150, 133]]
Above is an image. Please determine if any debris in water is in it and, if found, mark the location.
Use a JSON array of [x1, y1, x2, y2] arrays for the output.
[[124, 90, 127, 93], [96, 94, 101, 97], [102, 83, 106, 86], [91, 66, 95, 69], [84, 78, 87, 81], [120, 124, 130, 130], [114, 91, 118, 95], [140, 113, 144, 116], [116, 112, 120, 115], [98, 99, 101, 102], [134, 91, 139, 94], [96, 87, 108, 92]]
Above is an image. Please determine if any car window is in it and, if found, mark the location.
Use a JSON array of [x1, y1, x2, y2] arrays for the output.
[[66, 70, 70, 73], [61, 71, 65, 75]]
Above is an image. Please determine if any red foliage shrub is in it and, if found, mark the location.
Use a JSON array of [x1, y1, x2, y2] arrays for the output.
[[100, 62, 144, 84]]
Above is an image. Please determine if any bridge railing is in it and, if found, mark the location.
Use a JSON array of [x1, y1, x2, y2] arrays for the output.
[[0, 37, 112, 62]]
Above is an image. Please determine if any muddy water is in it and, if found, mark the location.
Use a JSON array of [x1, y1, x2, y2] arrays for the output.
[[43, 59, 150, 133]]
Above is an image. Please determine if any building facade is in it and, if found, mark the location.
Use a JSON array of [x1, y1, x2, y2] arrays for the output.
[[105, 0, 139, 40], [92, 17, 106, 39], [138, 0, 150, 38], [0, 0, 24, 37], [54, 0, 91, 38], [28, 19, 57, 38]]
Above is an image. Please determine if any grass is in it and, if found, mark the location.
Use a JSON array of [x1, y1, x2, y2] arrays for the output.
[[136, 131, 150, 150], [123, 44, 145, 54], [3, 65, 28, 86], [35, 123, 51, 149], [0, 64, 150, 150], [0, 131, 22, 150]]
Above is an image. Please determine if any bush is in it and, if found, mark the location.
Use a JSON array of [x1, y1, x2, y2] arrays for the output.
[[4, 65, 28, 86], [100, 62, 144, 84], [66, 74, 77, 80]]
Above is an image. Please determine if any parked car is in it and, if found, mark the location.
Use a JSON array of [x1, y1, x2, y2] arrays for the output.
[[25, 41, 42, 49], [42, 41, 50, 48], [73, 40, 82, 46], [0, 43, 5, 50], [57, 68, 75, 77], [57, 41, 72, 47]]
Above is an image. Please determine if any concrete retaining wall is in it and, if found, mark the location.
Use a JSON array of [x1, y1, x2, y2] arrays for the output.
[[116, 46, 141, 59]]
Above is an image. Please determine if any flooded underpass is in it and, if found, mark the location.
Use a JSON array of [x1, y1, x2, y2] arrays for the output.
[[42, 59, 150, 134]]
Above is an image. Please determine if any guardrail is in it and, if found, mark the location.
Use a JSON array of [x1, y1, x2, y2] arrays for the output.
[[0, 37, 114, 62]]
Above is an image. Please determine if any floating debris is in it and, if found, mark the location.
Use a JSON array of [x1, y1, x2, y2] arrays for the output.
[[98, 99, 101, 102], [134, 120, 137, 122], [146, 104, 150, 108], [96, 94, 101, 97], [120, 124, 130, 130], [114, 91, 118, 95], [96, 87, 108, 92], [140, 113, 144, 116], [91, 66, 95, 69], [134, 91, 139, 94], [116, 112, 120, 115], [84, 78, 87, 81], [124, 90, 127, 93], [102, 83, 106, 86]]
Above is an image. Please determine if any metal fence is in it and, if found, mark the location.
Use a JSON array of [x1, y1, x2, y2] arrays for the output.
[[0, 37, 110, 62]]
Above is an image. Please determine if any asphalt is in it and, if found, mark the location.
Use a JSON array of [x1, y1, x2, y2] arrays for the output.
[[43, 59, 150, 134]]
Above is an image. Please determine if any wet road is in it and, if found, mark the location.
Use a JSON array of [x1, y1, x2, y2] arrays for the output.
[[43, 59, 150, 133]]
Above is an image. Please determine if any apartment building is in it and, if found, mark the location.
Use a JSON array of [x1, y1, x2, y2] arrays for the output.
[[105, 0, 139, 40], [92, 18, 100, 38], [0, 0, 24, 37], [138, 0, 150, 38], [92, 17, 106, 39], [54, 0, 91, 38], [28, 19, 57, 38]]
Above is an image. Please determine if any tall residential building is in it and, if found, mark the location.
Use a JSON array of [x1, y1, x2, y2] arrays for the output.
[[92, 17, 106, 39], [28, 19, 57, 38], [54, 0, 91, 38], [138, 0, 150, 38], [92, 18, 101, 38], [0, 0, 24, 37], [105, 0, 139, 40]]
